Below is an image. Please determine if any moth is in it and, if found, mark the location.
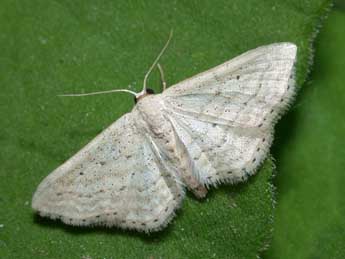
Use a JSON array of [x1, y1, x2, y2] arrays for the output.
[[32, 32, 297, 232]]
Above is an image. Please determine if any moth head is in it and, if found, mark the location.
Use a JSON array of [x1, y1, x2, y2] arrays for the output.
[[134, 88, 155, 104]]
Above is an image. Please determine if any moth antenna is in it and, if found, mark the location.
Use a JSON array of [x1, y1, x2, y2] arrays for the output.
[[59, 31, 173, 100], [58, 88, 139, 98], [141, 30, 173, 95]]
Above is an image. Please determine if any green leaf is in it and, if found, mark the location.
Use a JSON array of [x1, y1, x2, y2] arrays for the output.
[[0, 0, 331, 258], [265, 1, 345, 258]]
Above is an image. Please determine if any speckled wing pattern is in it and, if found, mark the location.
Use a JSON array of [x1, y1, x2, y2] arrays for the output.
[[32, 43, 297, 232], [162, 43, 296, 186], [32, 112, 184, 232]]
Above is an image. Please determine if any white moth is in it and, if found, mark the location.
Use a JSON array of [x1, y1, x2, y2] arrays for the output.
[[32, 33, 297, 233]]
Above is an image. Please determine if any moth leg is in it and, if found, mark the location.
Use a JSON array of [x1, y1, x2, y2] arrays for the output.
[[157, 63, 167, 91]]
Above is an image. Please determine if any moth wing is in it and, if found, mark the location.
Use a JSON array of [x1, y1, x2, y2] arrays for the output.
[[32, 111, 184, 232], [162, 43, 297, 185]]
